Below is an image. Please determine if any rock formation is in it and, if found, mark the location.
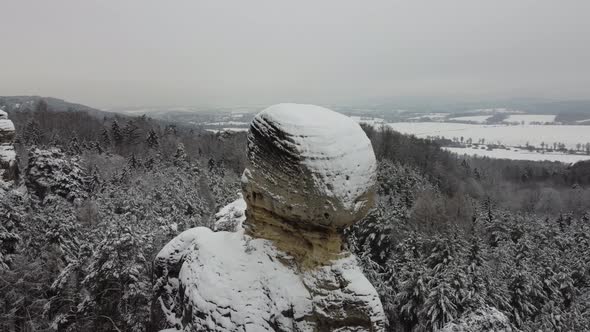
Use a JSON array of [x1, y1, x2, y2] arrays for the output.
[[25, 148, 88, 203], [0, 110, 18, 184], [151, 104, 385, 331]]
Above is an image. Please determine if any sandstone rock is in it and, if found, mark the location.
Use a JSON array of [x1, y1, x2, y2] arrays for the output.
[[0, 112, 18, 183], [151, 104, 384, 332], [25, 148, 87, 202], [151, 227, 385, 332], [242, 103, 377, 230]]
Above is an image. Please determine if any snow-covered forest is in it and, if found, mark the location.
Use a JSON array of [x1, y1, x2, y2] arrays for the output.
[[1, 100, 590, 331]]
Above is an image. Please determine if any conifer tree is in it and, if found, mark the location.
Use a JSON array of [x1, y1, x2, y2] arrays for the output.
[[123, 120, 140, 145], [146, 129, 159, 149], [23, 119, 43, 145], [111, 120, 123, 146], [174, 143, 187, 166], [101, 127, 111, 147]]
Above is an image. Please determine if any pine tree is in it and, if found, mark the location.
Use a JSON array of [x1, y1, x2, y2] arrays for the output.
[[123, 120, 140, 145], [396, 268, 428, 330], [68, 136, 82, 155], [174, 143, 187, 166], [23, 119, 43, 145], [128, 153, 140, 169], [101, 127, 111, 147], [146, 129, 159, 149], [88, 167, 102, 193], [94, 141, 104, 154], [111, 120, 123, 146], [421, 277, 458, 330]]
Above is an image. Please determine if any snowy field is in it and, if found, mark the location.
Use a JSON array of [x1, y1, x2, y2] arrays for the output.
[[449, 115, 491, 123], [444, 147, 590, 163], [204, 121, 249, 126], [206, 128, 249, 133], [465, 108, 522, 114], [503, 114, 556, 124], [387, 122, 590, 150], [407, 113, 448, 121]]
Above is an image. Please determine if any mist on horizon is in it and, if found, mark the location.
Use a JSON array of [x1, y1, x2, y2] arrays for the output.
[[1, 0, 589, 108]]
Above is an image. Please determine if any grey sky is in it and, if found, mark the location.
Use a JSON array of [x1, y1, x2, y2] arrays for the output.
[[1, 0, 589, 108]]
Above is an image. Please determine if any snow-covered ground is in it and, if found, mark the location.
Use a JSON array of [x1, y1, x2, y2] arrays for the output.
[[204, 121, 249, 126], [407, 113, 449, 121], [387, 122, 590, 150], [449, 115, 491, 123], [444, 146, 590, 163], [206, 128, 249, 133], [465, 108, 523, 114], [503, 114, 556, 124]]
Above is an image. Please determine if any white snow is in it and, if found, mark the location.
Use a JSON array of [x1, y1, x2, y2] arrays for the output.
[[465, 108, 523, 114], [408, 113, 449, 121], [0, 119, 15, 132], [214, 195, 247, 231], [156, 226, 385, 331], [444, 146, 590, 163], [440, 306, 512, 332], [253, 103, 377, 211], [387, 122, 590, 150], [205, 128, 249, 133], [204, 121, 249, 126], [0, 110, 7, 119], [0, 144, 16, 163], [449, 115, 491, 123], [503, 114, 556, 124], [177, 228, 314, 330]]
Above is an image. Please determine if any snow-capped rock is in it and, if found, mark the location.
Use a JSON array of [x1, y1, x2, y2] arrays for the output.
[[243, 103, 377, 230], [25, 148, 87, 202], [150, 104, 385, 331], [0, 112, 18, 183], [213, 194, 247, 232], [152, 227, 384, 332], [0, 120, 15, 142]]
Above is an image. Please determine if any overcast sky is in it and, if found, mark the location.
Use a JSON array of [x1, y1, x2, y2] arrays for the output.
[[1, 0, 589, 108]]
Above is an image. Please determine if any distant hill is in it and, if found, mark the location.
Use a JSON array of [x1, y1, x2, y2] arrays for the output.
[[0, 96, 115, 119], [346, 97, 590, 117]]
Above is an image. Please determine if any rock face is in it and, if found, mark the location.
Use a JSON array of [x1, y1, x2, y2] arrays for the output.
[[151, 104, 384, 332], [243, 103, 377, 229], [25, 148, 88, 202], [0, 110, 18, 184]]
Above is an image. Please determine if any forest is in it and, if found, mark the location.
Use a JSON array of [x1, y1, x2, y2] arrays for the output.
[[1, 100, 589, 331]]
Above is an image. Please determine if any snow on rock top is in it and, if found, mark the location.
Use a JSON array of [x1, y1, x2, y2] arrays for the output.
[[243, 103, 377, 229], [0, 119, 15, 133], [0, 112, 17, 183], [213, 194, 247, 232]]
